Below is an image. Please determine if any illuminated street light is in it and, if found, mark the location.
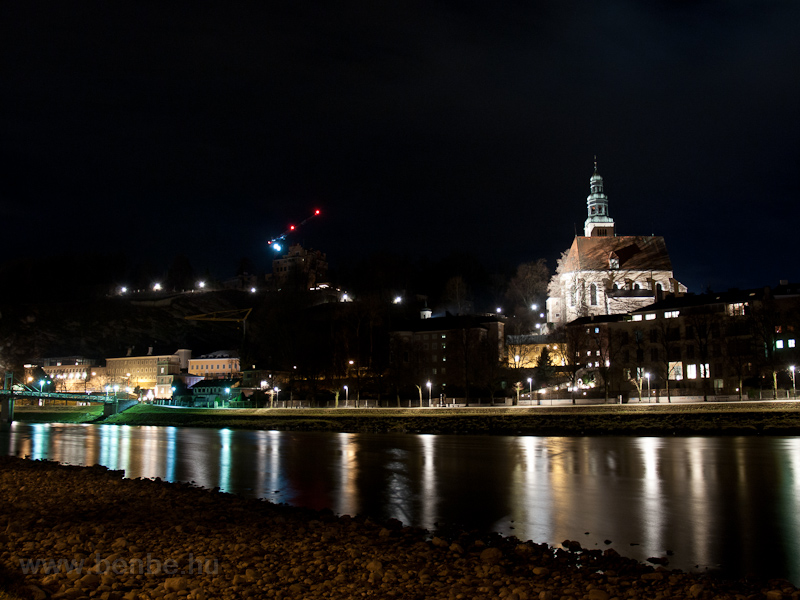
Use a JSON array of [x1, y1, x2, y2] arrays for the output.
[[393, 296, 402, 304], [496, 307, 502, 314], [531, 304, 538, 310], [528, 377, 536, 405], [426, 381, 432, 407], [198, 281, 206, 289], [645, 372, 651, 402], [791, 366, 796, 399], [344, 385, 348, 406], [39, 379, 45, 393], [153, 283, 162, 291]]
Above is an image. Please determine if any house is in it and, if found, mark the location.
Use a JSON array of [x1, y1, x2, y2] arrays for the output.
[[189, 379, 240, 407]]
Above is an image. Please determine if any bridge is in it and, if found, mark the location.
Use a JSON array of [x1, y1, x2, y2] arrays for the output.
[[1, 375, 138, 425]]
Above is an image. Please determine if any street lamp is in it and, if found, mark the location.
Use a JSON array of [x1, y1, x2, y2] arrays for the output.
[[39, 379, 45, 393], [514, 354, 520, 368], [528, 377, 536, 405], [645, 372, 651, 402], [344, 385, 348, 407], [791, 366, 796, 399], [274, 387, 280, 405], [426, 381, 432, 407]]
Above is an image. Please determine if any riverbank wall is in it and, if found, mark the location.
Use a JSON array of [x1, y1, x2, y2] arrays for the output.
[[0, 455, 795, 600], [15, 402, 800, 436]]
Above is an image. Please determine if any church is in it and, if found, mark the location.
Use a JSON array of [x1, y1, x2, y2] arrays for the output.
[[546, 162, 687, 326]]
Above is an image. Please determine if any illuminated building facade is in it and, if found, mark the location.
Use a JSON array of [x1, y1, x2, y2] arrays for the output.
[[188, 351, 241, 380], [547, 164, 687, 326]]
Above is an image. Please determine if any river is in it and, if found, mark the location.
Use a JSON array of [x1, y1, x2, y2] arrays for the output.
[[2, 423, 798, 584]]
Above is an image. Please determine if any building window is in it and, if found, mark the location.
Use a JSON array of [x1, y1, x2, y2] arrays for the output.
[[687, 364, 697, 379], [664, 311, 679, 319], [651, 349, 659, 361], [700, 363, 711, 378], [633, 315, 643, 321], [776, 340, 784, 349], [590, 283, 598, 306], [669, 361, 683, 380], [790, 339, 796, 348], [645, 313, 656, 320]]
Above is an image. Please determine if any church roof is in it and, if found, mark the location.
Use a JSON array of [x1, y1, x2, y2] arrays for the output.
[[563, 236, 673, 272]]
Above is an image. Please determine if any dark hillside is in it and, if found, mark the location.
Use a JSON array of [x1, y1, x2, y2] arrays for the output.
[[0, 290, 258, 371]]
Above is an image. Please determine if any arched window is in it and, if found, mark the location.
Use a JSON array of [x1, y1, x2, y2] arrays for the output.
[[656, 282, 663, 292], [590, 283, 598, 306], [634, 283, 641, 290]]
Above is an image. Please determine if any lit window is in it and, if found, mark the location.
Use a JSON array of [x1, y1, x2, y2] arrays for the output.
[[700, 363, 711, 378], [776, 340, 784, 349], [633, 315, 643, 321], [645, 314, 656, 320], [664, 311, 680, 319], [789, 339, 796, 348], [686, 364, 697, 379], [669, 361, 683, 380]]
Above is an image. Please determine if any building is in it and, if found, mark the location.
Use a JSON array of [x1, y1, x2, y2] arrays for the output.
[[547, 162, 687, 326], [266, 244, 328, 291], [39, 357, 98, 393], [564, 282, 800, 400], [188, 351, 241, 380], [390, 309, 505, 399], [188, 379, 240, 407], [106, 348, 191, 396]]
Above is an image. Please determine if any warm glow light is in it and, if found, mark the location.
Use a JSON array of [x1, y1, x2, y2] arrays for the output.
[[153, 283, 162, 291]]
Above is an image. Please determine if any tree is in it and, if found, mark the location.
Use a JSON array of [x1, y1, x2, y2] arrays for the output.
[[506, 259, 549, 329], [442, 276, 473, 314], [534, 346, 555, 391], [552, 324, 587, 404]]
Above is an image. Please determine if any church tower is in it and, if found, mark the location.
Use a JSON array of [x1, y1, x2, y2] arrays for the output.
[[584, 158, 615, 237]]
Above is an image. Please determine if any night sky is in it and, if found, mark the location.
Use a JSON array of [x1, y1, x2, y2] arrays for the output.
[[2, 1, 798, 297]]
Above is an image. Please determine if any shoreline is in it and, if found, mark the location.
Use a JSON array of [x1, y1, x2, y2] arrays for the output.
[[11, 402, 800, 436], [0, 455, 796, 599]]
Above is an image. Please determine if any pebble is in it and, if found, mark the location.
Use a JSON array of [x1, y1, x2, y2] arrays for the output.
[[0, 455, 794, 600]]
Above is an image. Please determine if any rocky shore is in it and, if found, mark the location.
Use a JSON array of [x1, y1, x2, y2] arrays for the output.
[[0, 457, 797, 600]]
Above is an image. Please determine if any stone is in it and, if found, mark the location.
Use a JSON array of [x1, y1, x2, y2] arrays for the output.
[[164, 577, 189, 593], [480, 547, 503, 565], [587, 589, 610, 600], [689, 583, 705, 598]]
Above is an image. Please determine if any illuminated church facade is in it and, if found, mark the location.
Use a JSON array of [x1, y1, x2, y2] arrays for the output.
[[546, 162, 687, 326]]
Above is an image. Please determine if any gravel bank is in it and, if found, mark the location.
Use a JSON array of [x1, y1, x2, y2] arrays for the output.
[[0, 456, 796, 600]]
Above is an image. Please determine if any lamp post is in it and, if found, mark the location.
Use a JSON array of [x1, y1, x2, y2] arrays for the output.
[[344, 385, 349, 407], [528, 378, 535, 405], [274, 387, 280, 406], [426, 381, 432, 407], [791, 366, 796, 399], [645, 372, 651, 402]]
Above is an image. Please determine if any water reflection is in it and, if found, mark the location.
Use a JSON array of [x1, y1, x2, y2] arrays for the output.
[[1, 423, 799, 584]]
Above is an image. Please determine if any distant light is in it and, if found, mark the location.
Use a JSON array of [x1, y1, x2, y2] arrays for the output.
[[496, 307, 502, 314], [314, 209, 321, 215], [289, 225, 295, 231], [225, 387, 230, 394], [539, 313, 545, 318], [153, 283, 162, 291], [250, 287, 256, 293], [393, 296, 402, 304], [531, 304, 538, 310], [535, 323, 541, 329], [120, 287, 127, 294], [273, 243, 282, 251], [198, 281, 206, 289]]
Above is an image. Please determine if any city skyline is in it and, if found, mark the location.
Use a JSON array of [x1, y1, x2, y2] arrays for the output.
[[1, 2, 798, 294]]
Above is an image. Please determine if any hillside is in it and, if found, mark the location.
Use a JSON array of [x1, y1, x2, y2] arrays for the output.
[[0, 289, 257, 370]]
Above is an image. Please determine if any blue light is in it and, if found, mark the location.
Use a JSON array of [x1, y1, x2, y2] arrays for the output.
[[272, 243, 282, 251]]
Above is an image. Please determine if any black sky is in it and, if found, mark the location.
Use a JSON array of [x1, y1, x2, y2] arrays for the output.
[[2, 1, 798, 297]]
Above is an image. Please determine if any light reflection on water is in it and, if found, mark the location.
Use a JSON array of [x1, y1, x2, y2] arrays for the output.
[[1, 422, 799, 585]]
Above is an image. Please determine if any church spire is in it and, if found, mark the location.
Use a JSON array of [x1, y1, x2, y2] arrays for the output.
[[584, 158, 615, 237]]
